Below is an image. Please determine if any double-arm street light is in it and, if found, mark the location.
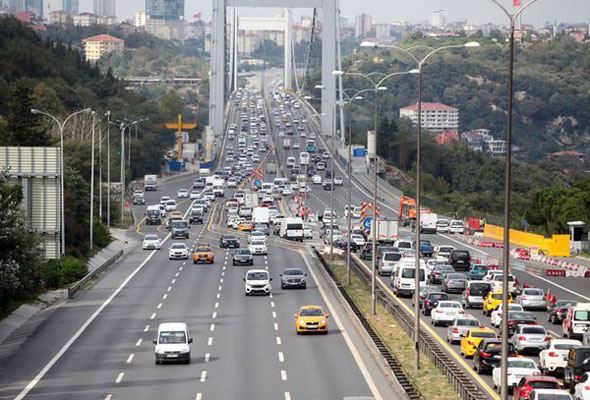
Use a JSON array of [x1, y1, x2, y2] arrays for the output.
[[363, 40, 480, 370], [31, 107, 92, 256], [488, 1, 540, 398]]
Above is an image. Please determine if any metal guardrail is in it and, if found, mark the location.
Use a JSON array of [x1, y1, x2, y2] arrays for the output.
[[68, 249, 124, 299], [313, 247, 489, 400], [311, 247, 421, 400]]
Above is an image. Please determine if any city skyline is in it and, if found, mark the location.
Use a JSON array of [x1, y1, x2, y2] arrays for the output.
[[39, 0, 590, 27]]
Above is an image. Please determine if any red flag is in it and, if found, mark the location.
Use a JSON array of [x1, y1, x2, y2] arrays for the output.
[[513, 0, 521, 6], [193, 13, 202, 20]]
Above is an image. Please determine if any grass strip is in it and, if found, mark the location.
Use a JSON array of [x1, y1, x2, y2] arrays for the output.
[[327, 259, 460, 400]]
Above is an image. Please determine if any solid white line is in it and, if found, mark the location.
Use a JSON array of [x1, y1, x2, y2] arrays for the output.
[[210, 324, 215, 332], [200, 370, 207, 382], [285, 393, 291, 400], [276, 336, 282, 345], [195, 393, 202, 400], [274, 323, 279, 331], [135, 338, 142, 346], [212, 312, 217, 319], [205, 353, 210, 362], [302, 251, 385, 400], [208, 337, 213, 346], [115, 372, 124, 384], [126, 354, 134, 364], [162, 294, 167, 300], [278, 352, 284, 362], [150, 313, 157, 320], [144, 325, 150, 332], [281, 370, 287, 381], [157, 303, 162, 309]]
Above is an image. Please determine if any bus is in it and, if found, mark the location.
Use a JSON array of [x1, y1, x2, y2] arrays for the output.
[[305, 139, 316, 153]]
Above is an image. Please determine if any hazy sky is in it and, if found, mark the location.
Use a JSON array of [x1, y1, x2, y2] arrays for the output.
[[45, 0, 590, 27]]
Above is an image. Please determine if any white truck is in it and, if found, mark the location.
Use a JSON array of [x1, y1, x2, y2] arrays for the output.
[[245, 192, 259, 208], [144, 174, 157, 191], [371, 219, 399, 243], [252, 207, 270, 225], [213, 178, 225, 197], [280, 217, 304, 241], [283, 139, 291, 149], [420, 212, 438, 234]]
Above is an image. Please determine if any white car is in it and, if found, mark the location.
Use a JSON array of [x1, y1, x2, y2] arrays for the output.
[[160, 196, 171, 205], [516, 288, 547, 310], [322, 151, 330, 159], [446, 316, 480, 344], [177, 189, 189, 198], [436, 219, 449, 233], [435, 245, 455, 259], [490, 273, 518, 293], [316, 162, 326, 171], [334, 176, 344, 186], [431, 301, 465, 326], [168, 243, 188, 259], [449, 220, 465, 234], [282, 187, 293, 195], [490, 303, 524, 327], [165, 200, 177, 211], [190, 190, 200, 199], [530, 390, 573, 400], [154, 322, 192, 364], [248, 231, 267, 244], [304, 226, 313, 239], [510, 324, 550, 352], [244, 269, 272, 296], [492, 357, 540, 390], [574, 373, 590, 400], [539, 339, 582, 374], [249, 240, 268, 255], [142, 234, 161, 250], [350, 234, 366, 247], [227, 178, 237, 188], [293, 142, 300, 150]]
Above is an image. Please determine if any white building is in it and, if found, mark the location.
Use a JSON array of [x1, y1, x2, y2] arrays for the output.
[[135, 10, 146, 27], [354, 13, 372, 38], [73, 12, 98, 26], [375, 23, 391, 39], [399, 102, 459, 133], [432, 10, 447, 29], [487, 140, 506, 157], [82, 33, 124, 61]]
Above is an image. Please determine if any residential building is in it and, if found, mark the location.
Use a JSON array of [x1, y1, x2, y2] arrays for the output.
[[146, 0, 185, 41], [135, 10, 147, 27], [375, 23, 391, 39], [399, 102, 459, 133], [82, 33, 124, 61], [48, 9, 69, 24], [487, 139, 506, 157], [354, 13, 372, 38], [432, 10, 446, 28], [73, 12, 98, 26], [62, 0, 78, 13], [93, 0, 114, 17]]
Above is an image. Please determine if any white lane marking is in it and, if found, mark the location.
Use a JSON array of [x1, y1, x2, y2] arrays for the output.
[[221, 271, 225, 276], [144, 325, 150, 332], [195, 394, 202, 400], [115, 372, 124, 384], [215, 302, 219, 308], [208, 337, 213, 346], [216, 293, 221, 299], [157, 303, 162, 309], [200, 370, 207, 382], [265, 266, 269, 270], [281, 370, 287, 381], [276, 336, 282, 345], [272, 311, 277, 319], [150, 313, 157, 320], [440, 234, 487, 255], [210, 324, 215, 332], [167, 286, 172, 292], [126, 354, 134, 364], [175, 272, 180, 277], [278, 352, 284, 362], [212, 312, 217, 319], [270, 301, 275, 308], [274, 323, 279, 331], [218, 285, 222, 291], [171, 279, 176, 284], [162, 294, 167, 300], [220, 278, 224, 283], [205, 353, 210, 362], [179, 266, 183, 271], [223, 266, 226, 271], [105, 395, 113, 400], [302, 251, 385, 400], [269, 293, 273, 298], [135, 338, 142, 346], [285, 393, 291, 400], [549, 329, 561, 338]]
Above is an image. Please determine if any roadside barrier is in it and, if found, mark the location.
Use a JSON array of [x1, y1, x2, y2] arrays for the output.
[[68, 249, 124, 299]]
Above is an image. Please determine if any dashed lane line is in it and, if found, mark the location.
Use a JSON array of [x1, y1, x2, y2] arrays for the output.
[[200, 370, 207, 383], [157, 303, 162, 309], [150, 313, 156, 320], [210, 324, 215, 332], [276, 336, 282, 345], [143, 325, 150, 332], [126, 354, 134, 364], [207, 337, 213, 346], [281, 370, 287, 381], [205, 353, 210, 362], [135, 338, 142, 346], [278, 352, 284, 362], [115, 372, 124, 384]]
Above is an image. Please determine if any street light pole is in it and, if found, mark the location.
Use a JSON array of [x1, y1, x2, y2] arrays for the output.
[[31, 107, 92, 256], [488, 1, 539, 399], [106, 111, 111, 227], [98, 119, 102, 222], [90, 111, 96, 250], [120, 122, 125, 222]]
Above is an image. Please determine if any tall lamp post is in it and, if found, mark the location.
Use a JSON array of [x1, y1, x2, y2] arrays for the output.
[[90, 111, 96, 250], [31, 107, 92, 256], [105, 111, 112, 227], [488, 1, 540, 398]]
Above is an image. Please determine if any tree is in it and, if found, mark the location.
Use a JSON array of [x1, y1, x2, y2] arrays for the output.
[[3, 82, 51, 147], [159, 89, 184, 120]]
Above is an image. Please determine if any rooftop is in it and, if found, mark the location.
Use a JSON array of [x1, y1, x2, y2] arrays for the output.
[[82, 34, 124, 43], [401, 102, 458, 112]]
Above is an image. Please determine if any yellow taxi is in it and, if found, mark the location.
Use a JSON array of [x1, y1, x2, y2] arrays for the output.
[[483, 290, 512, 316], [192, 244, 214, 264], [460, 327, 498, 358], [168, 210, 183, 219], [237, 221, 254, 231], [294, 305, 330, 334]]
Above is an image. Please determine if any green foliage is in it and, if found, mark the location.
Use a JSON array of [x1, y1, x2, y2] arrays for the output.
[[41, 257, 88, 289], [0, 172, 43, 314]]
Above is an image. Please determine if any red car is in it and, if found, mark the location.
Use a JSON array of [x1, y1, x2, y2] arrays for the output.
[[512, 376, 561, 400]]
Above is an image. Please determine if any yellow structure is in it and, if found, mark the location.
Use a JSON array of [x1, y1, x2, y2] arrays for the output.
[[165, 114, 197, 162], [483, 224, 570, 257], [82, 34, 124, 62]]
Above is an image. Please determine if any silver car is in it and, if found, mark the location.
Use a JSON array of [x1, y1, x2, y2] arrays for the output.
[[441, 273, 468, 293], [378, 251, 402, 276], [510, 324, 550, 352], [517, 288, 547, 310], [446, 316, 480, 344]]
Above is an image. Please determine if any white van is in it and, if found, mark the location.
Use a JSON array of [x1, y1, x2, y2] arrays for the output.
[[391, 259, 426, 297], [280, 217, 304, 241], [261, 182, 273, 194], [299, 151, 310, 165], [273, 177, 288, 188], [153, 322, 192, 364], [286, 156, 296, 168]]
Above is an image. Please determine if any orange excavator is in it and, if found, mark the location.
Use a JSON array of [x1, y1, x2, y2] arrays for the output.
[[399, 195, 417, 227]]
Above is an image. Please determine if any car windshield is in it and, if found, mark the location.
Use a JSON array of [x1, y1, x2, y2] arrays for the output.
[[398, 242, 412, 249], [452, 251, 469, 260], [556, 301, 577, 308], [300, 308, 323, 317], [236, 250, 250, 255], [247, 272, 268, 280], [510, 312, 534, 320], [458, 319, 479, 326], [574, 311, 590, 321], [171, 244, 185, 249], [145, 235, 158, 241], [251, 241, 265, 246], [529, 381, 560, 389], [472, 265, 488, 271], [224, 235, 236, 240], [536, 394, 571, 400], [472, 331, 496, 338], [159, 331, 186, 344], [508, 359, 536, 369], [401, 269, 425, 279], [284, 269, 303, 276], [446, 274, 466, 280], [470, 283, 491, 294], [440, 266, 455, 272], [524, 289, 544, 296], [440, 302, 461, 308], [384, 253, 402, 261], [429, 293, 448, 300]]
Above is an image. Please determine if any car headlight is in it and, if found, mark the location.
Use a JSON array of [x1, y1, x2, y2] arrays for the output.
[[156, 349, 165, 354], [180, 348, 190, 353], [299, 320, 306, 325], [321, 319, 326, 324]]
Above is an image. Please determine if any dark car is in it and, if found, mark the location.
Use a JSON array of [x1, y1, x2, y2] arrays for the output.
[[564, 346, 590, 391], [360, 244, 373, 260], [220, 234, 240, 248], [507, 311, 537, 337], [473, 339, 518, 374], [232, 249, 253, 266], [421, 292, 449, 316], [448, 250, 471, 271], [253, 224, 270, 236], [429, 265, 456, 284], [280, 268, 307, 289], [548, 300, 578, 324], [412, 285, 439, 307], [189, 209, 203, 224], [322, 180, 333, 190], [441, 273, 468, 293], [512, 376, 561, 400], [336, 238, 358, 252]]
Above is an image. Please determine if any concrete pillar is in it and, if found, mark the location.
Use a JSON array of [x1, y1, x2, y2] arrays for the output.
[[321, 0, 337, 137], [284, 8, 292, 90], [210, 0, 226, 138]]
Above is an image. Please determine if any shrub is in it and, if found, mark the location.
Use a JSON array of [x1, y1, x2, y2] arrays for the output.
[[42, 257, 88, 289]]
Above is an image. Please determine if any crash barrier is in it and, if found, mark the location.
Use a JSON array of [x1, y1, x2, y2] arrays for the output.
[[312, 247, 489, 400], [68, 249, 124, 299], [483, 224, 569, 257]]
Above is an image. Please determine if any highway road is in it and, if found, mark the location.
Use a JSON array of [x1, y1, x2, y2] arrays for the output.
[[0, 85, 403, 400]]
